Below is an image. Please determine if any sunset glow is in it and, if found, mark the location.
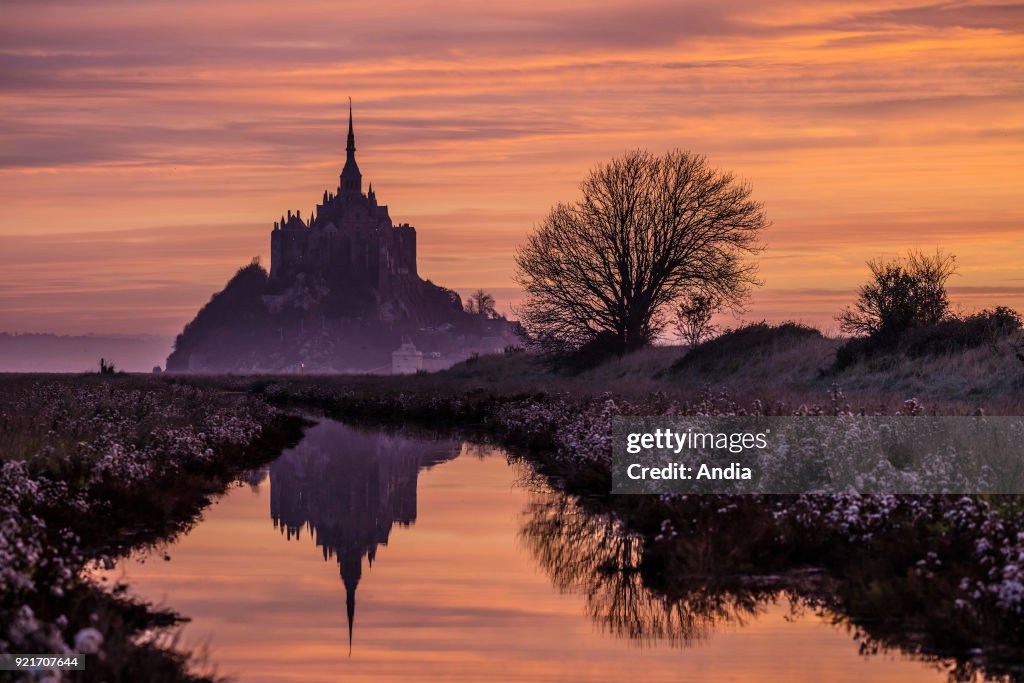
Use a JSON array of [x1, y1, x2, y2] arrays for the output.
[[2, 0, 1022, 334]]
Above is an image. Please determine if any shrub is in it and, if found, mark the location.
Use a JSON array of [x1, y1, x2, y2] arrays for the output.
[[838, 250, 957, 341], [833, 336, 882, 371], [834, 306, 1023, 369], [904, 307, 1023, 357], [673, 292, 721, 348]]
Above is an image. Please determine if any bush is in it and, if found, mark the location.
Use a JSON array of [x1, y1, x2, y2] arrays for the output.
[[674, 291, 721, 348], [833, 336, 882, 371], [904, 307, 1023, 357], [838, 250, 957, 341], [672, 322, 823, 375], [834, 306, 1022, 369]]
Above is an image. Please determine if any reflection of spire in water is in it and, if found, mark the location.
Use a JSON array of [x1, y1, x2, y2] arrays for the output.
[[344, 552, 357, 655], [269, 421, 460, 651]]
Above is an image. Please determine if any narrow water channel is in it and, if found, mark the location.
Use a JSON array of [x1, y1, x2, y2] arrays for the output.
[[97, 419, 952, 682]]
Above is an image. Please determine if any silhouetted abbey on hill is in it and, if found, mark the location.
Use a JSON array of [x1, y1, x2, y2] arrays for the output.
[[166, 103, 515, 373]]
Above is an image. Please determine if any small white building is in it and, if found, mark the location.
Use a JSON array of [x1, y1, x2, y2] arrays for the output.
[[391, 340, 423, 374]]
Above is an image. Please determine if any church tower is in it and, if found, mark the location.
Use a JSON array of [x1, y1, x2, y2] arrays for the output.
[[340, 98, 362, 196], [270, 101, 419, 287]]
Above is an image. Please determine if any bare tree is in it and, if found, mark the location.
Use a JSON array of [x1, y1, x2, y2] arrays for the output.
[[464, 289, 497, 318], [838, 249, 957, 340], [674, 291, 721, 347], [514, 150, 767, 356]]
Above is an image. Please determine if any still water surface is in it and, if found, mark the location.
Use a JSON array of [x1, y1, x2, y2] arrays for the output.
[[100, 419, 951, 682]]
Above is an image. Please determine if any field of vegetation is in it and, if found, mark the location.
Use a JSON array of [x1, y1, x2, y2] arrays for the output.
[[0, 375, 305, 682]]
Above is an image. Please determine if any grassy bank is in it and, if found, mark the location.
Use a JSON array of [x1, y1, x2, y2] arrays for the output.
[[362, 324, 1023, 410], [0, 375, 307, 682]]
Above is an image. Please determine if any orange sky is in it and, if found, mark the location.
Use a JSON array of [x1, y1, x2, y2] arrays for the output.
[[1, 0, 1022, 334]]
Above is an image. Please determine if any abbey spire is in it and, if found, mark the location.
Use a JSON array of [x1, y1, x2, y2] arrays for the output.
[[269, 107, 419, 286], [346, 97, 356, 155], [340, 98, 362, 196]]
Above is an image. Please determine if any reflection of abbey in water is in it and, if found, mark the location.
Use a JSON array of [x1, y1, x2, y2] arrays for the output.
[[269, 421, 459, 650]]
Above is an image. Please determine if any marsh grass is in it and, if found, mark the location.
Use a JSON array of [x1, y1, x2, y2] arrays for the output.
[[0, 374, 306, 682]]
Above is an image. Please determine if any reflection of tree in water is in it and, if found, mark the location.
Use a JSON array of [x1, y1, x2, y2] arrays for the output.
[[520, 492, 774, 647], [521, 490, 1020, 683], [269, 421, 460, 650]]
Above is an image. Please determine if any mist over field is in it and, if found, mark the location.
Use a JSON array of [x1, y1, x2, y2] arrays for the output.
[[0, 333, 174, 373]]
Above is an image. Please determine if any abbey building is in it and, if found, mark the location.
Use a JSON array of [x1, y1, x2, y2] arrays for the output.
[[270, 102, 417, 294], [166, 102, 518, 374]]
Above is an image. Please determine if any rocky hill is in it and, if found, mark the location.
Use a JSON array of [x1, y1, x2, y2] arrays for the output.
[[166, 260, 515, 373]]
